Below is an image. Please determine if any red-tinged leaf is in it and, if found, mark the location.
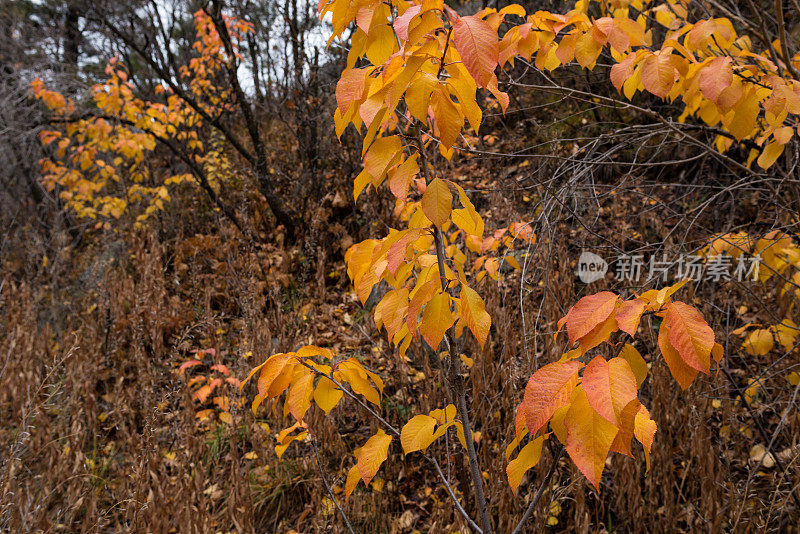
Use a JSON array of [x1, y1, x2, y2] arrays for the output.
[[388, 154, 419, 200], [698, 57, 732, 103], [336, 68, 368, 113], [522, 360, 581, 435], [226, 377, 241, 387], [565, 291, 619, 345], [256, 353, 291, 400], [641, 49, 675, 98], [357, 429, 392, 485], [266, 363, 296, 399], [555, 32, 579, 65], [194, 384, 212, 403], [564, 387, 618, 491], [421, 178, 453, 228], [616, 298, 646, 337], [210, 364, 230, 375], [452, 15, 499, 88], [393, 5, 421, 41], [486, 74, 509, 112], [577, 314, 618, 354], [610, 53, 637, 93], [663, 301, 713, 374], [657, 321, 698, 389], [610, 398, 640, 457], [459, 283, 491, 348], [387, 229, 421, 275], [420, 292, 454, 350], [179, 359, 202, 372], [582, 356, 638, 426]]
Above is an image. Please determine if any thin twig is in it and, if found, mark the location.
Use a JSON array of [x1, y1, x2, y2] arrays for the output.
[[511, 444, 564, 534], [310, 435, 356, 534], [295, 361, 483, 532]]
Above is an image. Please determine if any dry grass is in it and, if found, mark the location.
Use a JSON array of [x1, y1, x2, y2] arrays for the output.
[[1, 157, 799, 533]]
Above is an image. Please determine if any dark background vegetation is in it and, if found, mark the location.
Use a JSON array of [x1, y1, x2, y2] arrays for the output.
[[1, 0, 799, 532]]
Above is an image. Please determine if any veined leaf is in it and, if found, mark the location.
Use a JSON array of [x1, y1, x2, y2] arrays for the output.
[[641, 48, 675, 98], [564, 387, 618, 491], [522, 360, 581, 435], [634, 405, 657, 470], [420, 292, 455, 350], [286, 369, 314, 421], [582, 355, 638, 427], [451, 14, 499, 88], [401, 414, 437, 454], [657, 321, 698, 390], [618, 344, 648, 387], [562, 291, 619, 346], [616, 298, 646, 337], [356, 429, 392, 485], [421, 178, 453, 228], [459, 283, 491, 348], [663, 301, 714, 374]]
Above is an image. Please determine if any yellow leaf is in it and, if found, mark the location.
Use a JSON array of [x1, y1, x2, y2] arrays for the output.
[[506, 435, 545, 494], [743, 328, 773, 356], [431, 88, 463, 150], [757, 141, 785, 170], [451, 184, 484, 236], [286, 370, 314, 421], [345, 465, 360, 501], [459, 283, 491, 348], [564, 387, 618, 491], [314, 376, 343, 414], [618, 344, 648, 387], [633, 405, 657, 470], [338, 359, 381, 406], [363, 135, 402, 181], [419, 292, 454, 350], [400, 414, 437, 454], [421, 178, 452, 228], [575, 31, 602, 69]]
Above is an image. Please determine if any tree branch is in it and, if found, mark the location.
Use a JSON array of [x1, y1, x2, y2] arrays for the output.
[[511, 444, 564, 534]]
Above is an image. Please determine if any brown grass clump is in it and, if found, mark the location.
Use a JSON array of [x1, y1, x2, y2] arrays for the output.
[[1, 151, 799, 533]]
